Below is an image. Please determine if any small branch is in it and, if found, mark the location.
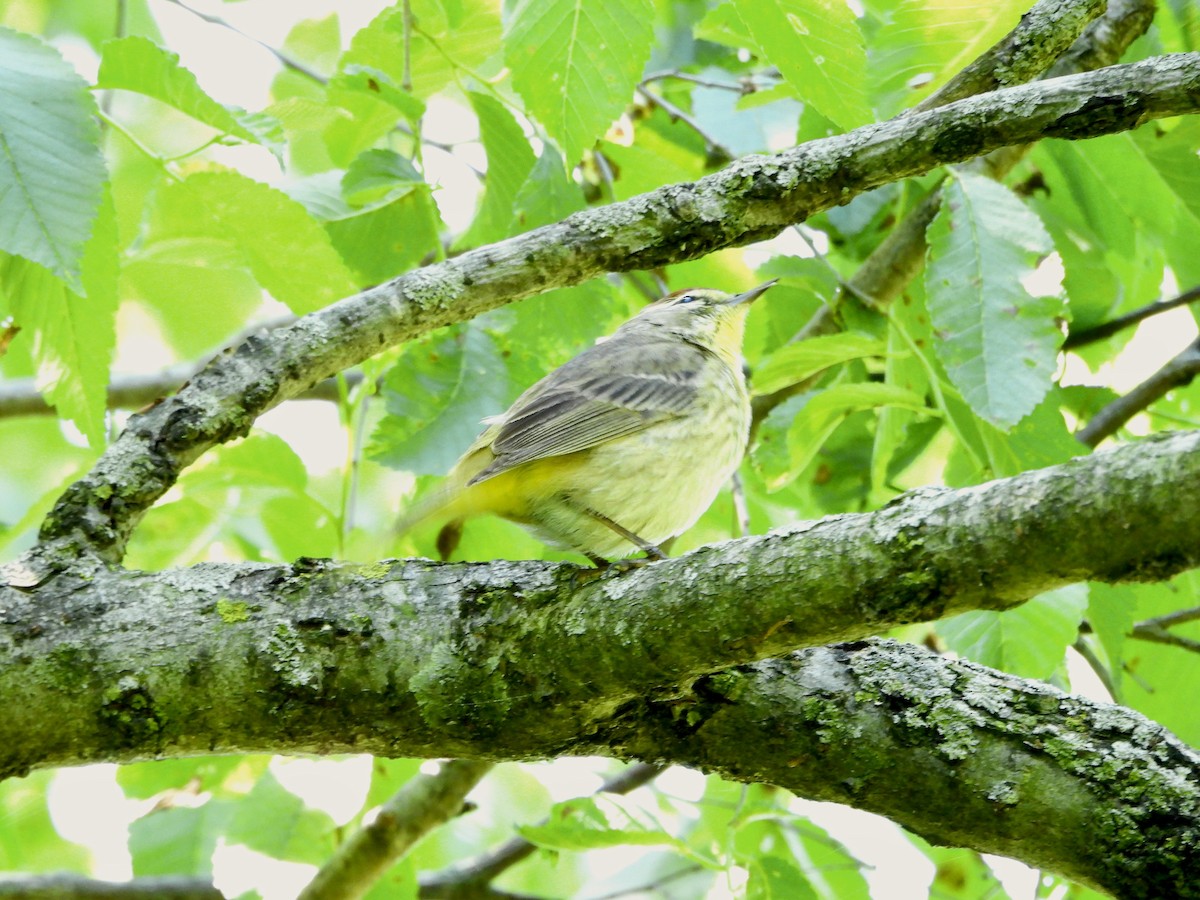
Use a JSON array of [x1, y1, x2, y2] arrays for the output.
[[299, 759, 494, 900], [641, 69, 770, 94], [1137, 606, 1200, 631], [1072, 635, 1118, 700], [634, 84, 735, 165], [419, 763, 663, 897], [1077, 338, 1200, 447], [164, 0, 328, 84], [1129, 624, 1200, 655], [750, 0, 1152, 428], [0, 875, 222, 899], [402, 0, 414, 94], [1064, 285, 1200, 349], [911, 0, 1107, 113]]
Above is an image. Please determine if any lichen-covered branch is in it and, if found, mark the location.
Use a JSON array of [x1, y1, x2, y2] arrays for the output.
[[3, 431, 1198, 777], [612, 641, 1200, 899], [36, 51, 1200, 564]]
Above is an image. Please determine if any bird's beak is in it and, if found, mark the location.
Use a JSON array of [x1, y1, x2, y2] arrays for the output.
[[726, 279, 779, 306]]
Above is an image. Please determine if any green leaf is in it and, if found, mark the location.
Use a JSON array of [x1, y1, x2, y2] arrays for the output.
[[519, 795, 718, 867], [505, 0, 655, 165], [938, 584, 1089, 680], [226, 771, 337, 865], [1085, 583, 1138, 698], [289, 160, 442, 285], [130, 802, 233, 876], [925, 172, 1061, 429], [335, 64, 427, 123], [747, 857, 819, 899], [4, 188, 119, 445], [117, 756, 264, 800], [511, 144, 585, 232], [460, 91, 537, 247], [147, 170, 358, 313], [752, 333, 886, 396], [729, 0, 871, 131], [369, 325, 509, 475], [340, 0, 501, 100], [121, 237, 262, 358], [772, 383, 930, 491], [96, 36, 271, 144], [0, 26, 106, 293], [0, 771, 91, 873]]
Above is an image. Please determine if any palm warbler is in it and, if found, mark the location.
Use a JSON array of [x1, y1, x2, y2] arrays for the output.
[[397, 280, 776, 565]]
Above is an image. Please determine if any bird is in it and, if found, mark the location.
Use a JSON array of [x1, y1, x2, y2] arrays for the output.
[[396, 280, 777, 566]]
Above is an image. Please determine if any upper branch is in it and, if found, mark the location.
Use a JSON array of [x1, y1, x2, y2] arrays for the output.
[[35, 52, 1200, 564]]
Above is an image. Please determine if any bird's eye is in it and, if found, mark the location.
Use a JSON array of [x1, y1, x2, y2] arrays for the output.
[[677, 294, 697, 304]]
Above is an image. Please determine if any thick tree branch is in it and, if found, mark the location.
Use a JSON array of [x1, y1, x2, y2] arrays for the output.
[[617, 642, 1200, 899], [3, 431, 1198, 776], [34, 52, 1200, 564]]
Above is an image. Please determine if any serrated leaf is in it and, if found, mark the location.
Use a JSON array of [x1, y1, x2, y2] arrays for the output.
[[772, 383, 930, 491], [340, 0, 500, 100], [97, 36, 271, 144], [148, 170, 358, 313], [0, 26, 105, 293], [505, 0, 655, 165], [729, 0, 871, 131], [4, 188, 119, 445], [369, 325, 509, 475], [925, 172, 1061, 430], [460, 90, 537, 247], [938, 584, 1089, 679], [752, 333, 886, 396]]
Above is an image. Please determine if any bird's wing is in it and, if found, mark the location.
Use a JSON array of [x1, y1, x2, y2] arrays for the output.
[[469, 335, 704, 484]]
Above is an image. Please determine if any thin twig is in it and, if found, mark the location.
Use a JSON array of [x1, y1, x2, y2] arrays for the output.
[[1077, 338, 1200, 447], [1064, 285, 1200, 349], [164, 0, 328, 84], [1129, 624, 1200, 654], [0, 875, 221, 899], [1137, 606, 1200, 631], [419, 763, 664, 897], [1072, 636, 1119, 700], [641, 69, 769, 94], [634, 84, 734, 165]]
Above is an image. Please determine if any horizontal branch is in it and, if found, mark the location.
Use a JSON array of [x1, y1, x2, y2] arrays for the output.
[[36, 52, 1200, 563], [3, 430, 1198, 774], [622, 641, 1200, 899]]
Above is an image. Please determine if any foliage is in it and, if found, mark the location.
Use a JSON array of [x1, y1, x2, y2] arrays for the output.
[[0, 0, 1197, 897]]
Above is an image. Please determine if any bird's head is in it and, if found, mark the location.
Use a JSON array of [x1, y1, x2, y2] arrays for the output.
[[625, 280, 778, 360]]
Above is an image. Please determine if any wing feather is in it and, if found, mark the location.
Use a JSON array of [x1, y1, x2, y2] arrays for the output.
[[469, 334, 704, 484]]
